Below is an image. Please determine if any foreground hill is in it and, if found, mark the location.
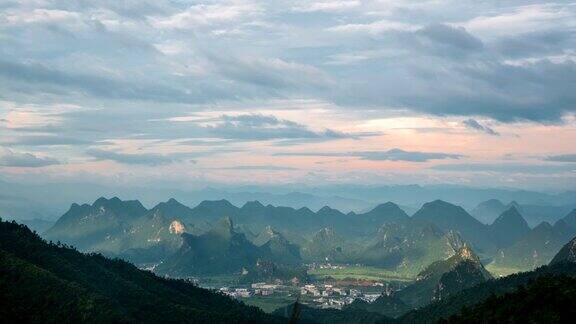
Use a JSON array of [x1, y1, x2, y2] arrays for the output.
[[440, 275, 576, 323], [0, 218, 282, 323], [440, 237, 576, 323], [396, 245, 492, 308], [398, 258, 576, 323], [550, 236, 576, 265]]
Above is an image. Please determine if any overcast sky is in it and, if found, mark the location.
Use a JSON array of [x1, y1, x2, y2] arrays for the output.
[[0, 0, 575, 190]]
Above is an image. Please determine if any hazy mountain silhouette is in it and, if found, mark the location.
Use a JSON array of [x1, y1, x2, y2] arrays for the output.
[[488, 206, 530, 248]]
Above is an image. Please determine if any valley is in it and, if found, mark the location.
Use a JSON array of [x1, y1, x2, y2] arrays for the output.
[[19, 195, 576, 320]]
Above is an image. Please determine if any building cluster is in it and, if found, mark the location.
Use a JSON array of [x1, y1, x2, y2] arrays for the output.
[[219, 282, 279, 298], [300, 284, 383, 309], [217, 280, 389, 310]]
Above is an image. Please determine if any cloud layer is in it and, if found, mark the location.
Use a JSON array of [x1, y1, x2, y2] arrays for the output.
[[0, 0, 575, 190]]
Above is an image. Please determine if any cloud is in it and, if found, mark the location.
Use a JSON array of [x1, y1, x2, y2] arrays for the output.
[[431, 163, 576, 174], [544, 154, 576, 162], [0, 148, 60, 167], [462, 119, 500, 136], [328, 19, 417, 34], [336, 59, 576, 122], [86, 149, 185, 166], [211, 56, 332, 90], [276, 148, 464, 162], [0, 0, 575, 190], [462, 4, 568, 37], [2, 135, 92, 146], [416, 24, 483, 52], [221, 165, 298, 171], [0, 60, 226, 104], [292, 1, 360, 13], [150, 3, 261, 29], [202, 114, 354, 141], [356, 149, 464, 162]]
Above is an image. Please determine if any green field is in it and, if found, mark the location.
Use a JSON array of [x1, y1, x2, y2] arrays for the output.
[[239, 295, 296, 313], [196, 275, 240, 288], [308, 266, 415, 282]]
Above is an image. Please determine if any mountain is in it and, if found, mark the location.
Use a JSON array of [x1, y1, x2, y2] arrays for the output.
[[256, 226, 302, 265], [301, 227, 349, 262], [359, 219, 465, 275], [156, 217, 303, 279], [488, 207, 530, 248], [15, 218, 54, 233], [493, 220, 576, 271], [470, 199, 507, 224], [274, 302, 389, 324], [156, 217, 263, 276], [397, 245, 492, 308], [550, 235, 576, 265], [44, 197, 148, 250], [149, 198, 195, 222], [438, 275, 576, 323], [0, 219, 280, 323], [399, 261, 576, 323], [412, 200, 493, 252], [345, 294, 411, 318], [253, 225, 282, 246], [514, 203, 576, 227], [561, 209, 576, 229], [189, 199, 240, 223], [360, 202, 409, 227], [44, 197, 194, 264]]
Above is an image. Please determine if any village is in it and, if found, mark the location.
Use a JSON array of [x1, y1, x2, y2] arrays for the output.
[[218, 281, 388, 310]]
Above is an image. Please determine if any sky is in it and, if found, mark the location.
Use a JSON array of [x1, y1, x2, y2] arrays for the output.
[[0, 0, 575, 191]]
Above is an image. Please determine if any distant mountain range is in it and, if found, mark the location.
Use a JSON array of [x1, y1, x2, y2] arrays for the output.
[[470, 198, 576, 226], [493, 210, 576, 270], [41, 197, 576, 277], [2, 180, 575, 221]]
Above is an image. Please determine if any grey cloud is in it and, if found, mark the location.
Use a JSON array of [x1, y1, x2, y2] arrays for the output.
[[0, 149, 60, 167], [210, 54, 332, 91], [221, 165, 298, 171], [544, 154, 576, 163], [86, 149, 186, 166], [462, 119, 500, 136], [357, 149, 464, 162], [494, 30, 574, 58], [2, 135, 92, 146], [337, 58, 576, 122], [204, 114, 353, 141], [276, 148, 464, 162], [417, 24, 483, 51], [431, 163, 576, 174], [0, 60, 228, 104]]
